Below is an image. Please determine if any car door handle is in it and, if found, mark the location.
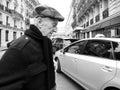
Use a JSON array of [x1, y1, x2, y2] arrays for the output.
[[59, 54, 62, 56], [101, 66, 113, 72], [74, 58, 79, 60], [72, 58, 77, 62]]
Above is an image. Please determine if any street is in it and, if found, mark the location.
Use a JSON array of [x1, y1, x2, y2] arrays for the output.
[[56, 72, 85, 90], [54, 59, 85, 90]]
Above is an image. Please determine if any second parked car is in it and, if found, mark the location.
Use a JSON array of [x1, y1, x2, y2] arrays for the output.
[[52, 37, 78, 54]]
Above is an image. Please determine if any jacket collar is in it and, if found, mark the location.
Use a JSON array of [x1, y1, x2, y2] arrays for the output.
[[25, 24, 44, 41]]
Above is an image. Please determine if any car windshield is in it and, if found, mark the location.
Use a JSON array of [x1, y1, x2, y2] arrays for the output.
[[52, 38, 78, 53]]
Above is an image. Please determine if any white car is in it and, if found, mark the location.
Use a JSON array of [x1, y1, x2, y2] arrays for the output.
[[54, 37, 120, 90]]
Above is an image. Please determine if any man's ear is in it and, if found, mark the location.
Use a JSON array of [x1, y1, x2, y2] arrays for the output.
[[36, 17, 42, 23], [30, 18, 34, 24]]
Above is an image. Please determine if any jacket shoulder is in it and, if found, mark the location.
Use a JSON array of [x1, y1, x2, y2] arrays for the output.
[[8, 35, 30, 49]]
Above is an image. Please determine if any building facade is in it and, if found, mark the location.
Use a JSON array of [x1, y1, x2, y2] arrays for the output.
[[24, 0, 40, 28], [0, 0, 39, 47], [72, 0, 120, 39], [65, 0, 75, 38]]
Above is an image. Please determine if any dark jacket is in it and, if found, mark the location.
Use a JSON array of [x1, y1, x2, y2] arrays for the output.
[[0, 25, 55, 90]]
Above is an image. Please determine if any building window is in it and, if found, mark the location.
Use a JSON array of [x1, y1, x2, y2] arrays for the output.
[[0, 13, 2, 24], [14, 20, 17, 28], [14, 3, 17, 11], [115, 26, 120, 36], [0, 3, 4, 10], [95, 14, 100, 22], [103, 0, 109, 19], [5, 30, 9, 41], [20, 32, 23, 36], [21, 5, 23, 14], [103, 8, 109, 19], [87, 32, 89, 38], [6, 16, 9, 25], [6, 1, 9, 8], [13, 32, 17, 40], [21, 22, 22, 28], [90, 18, 93, 25], [86, 21, 89, 27]]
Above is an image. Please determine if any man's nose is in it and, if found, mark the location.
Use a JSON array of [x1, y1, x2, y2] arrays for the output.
[[53, 29, 56, 33], [54, 27, 57, 32]]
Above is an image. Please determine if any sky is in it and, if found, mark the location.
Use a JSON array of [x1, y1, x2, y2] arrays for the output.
[[38, 0, 72, 28]]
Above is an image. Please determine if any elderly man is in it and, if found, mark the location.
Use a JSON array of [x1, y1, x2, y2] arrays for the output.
[[0, 5, 64, 90]]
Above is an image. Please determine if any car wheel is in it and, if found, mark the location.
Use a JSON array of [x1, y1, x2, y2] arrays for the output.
[[56, 58, 61, 73], [109, 88, 120, 90]]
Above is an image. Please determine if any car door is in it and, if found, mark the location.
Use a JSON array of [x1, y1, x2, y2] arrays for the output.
[[61, 40, 87, 80], [76, 39, 117, 90], [61, 43, 79, 77]]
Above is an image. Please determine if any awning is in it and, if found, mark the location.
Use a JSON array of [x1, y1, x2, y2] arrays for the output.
[[101, 15, 120, 28], [92, 24, 101, 31], [73, 26, 84, 33], [110, 15, 120, 25], [85, 23, 101, 32], [101, 20, 110, 28]]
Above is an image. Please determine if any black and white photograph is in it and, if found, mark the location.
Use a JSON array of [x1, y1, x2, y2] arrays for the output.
[[0, 0, 120, 90]]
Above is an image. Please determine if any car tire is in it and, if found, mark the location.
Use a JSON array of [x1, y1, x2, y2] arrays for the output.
[[109, 88, 120, 90], [108, 88, 120, 90], [105, 87, 120, 90], [56, 58, 61, 73]]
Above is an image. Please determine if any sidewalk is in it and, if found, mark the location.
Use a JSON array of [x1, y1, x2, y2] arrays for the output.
[[0, 46, 7, 51]]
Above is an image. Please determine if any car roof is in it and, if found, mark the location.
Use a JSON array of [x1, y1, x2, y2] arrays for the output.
[[64, 38, 78, 40], [73, 37, 120, 44], [54, 37, 78, 39]]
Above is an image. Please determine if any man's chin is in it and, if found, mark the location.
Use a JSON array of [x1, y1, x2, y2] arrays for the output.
[[47, 34, 52, 38], [49, 32, 53, 35]]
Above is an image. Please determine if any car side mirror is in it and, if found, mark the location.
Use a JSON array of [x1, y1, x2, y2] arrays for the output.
[[63, 50, 65, 54], [63, 48, 68, 54], [63, 49, 67, 54]]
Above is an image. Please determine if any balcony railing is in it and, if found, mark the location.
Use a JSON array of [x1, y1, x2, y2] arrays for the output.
[[0, 3, 4, 10], [78, 0, 96, 19], [11, 10, 23, 20], [84, 24, 86, 28], [5, 7, 11, 14], [95, 14, 100, 22], [103, 8, 109, 19]]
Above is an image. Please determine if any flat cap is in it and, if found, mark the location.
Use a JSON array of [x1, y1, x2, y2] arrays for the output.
[[32, 5, 64, 22]]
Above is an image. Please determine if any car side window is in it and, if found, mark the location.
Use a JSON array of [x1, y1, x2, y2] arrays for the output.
[[112, 42, 120, 60], [65, 40, 86, 54], [83, 40, 113, 59]]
